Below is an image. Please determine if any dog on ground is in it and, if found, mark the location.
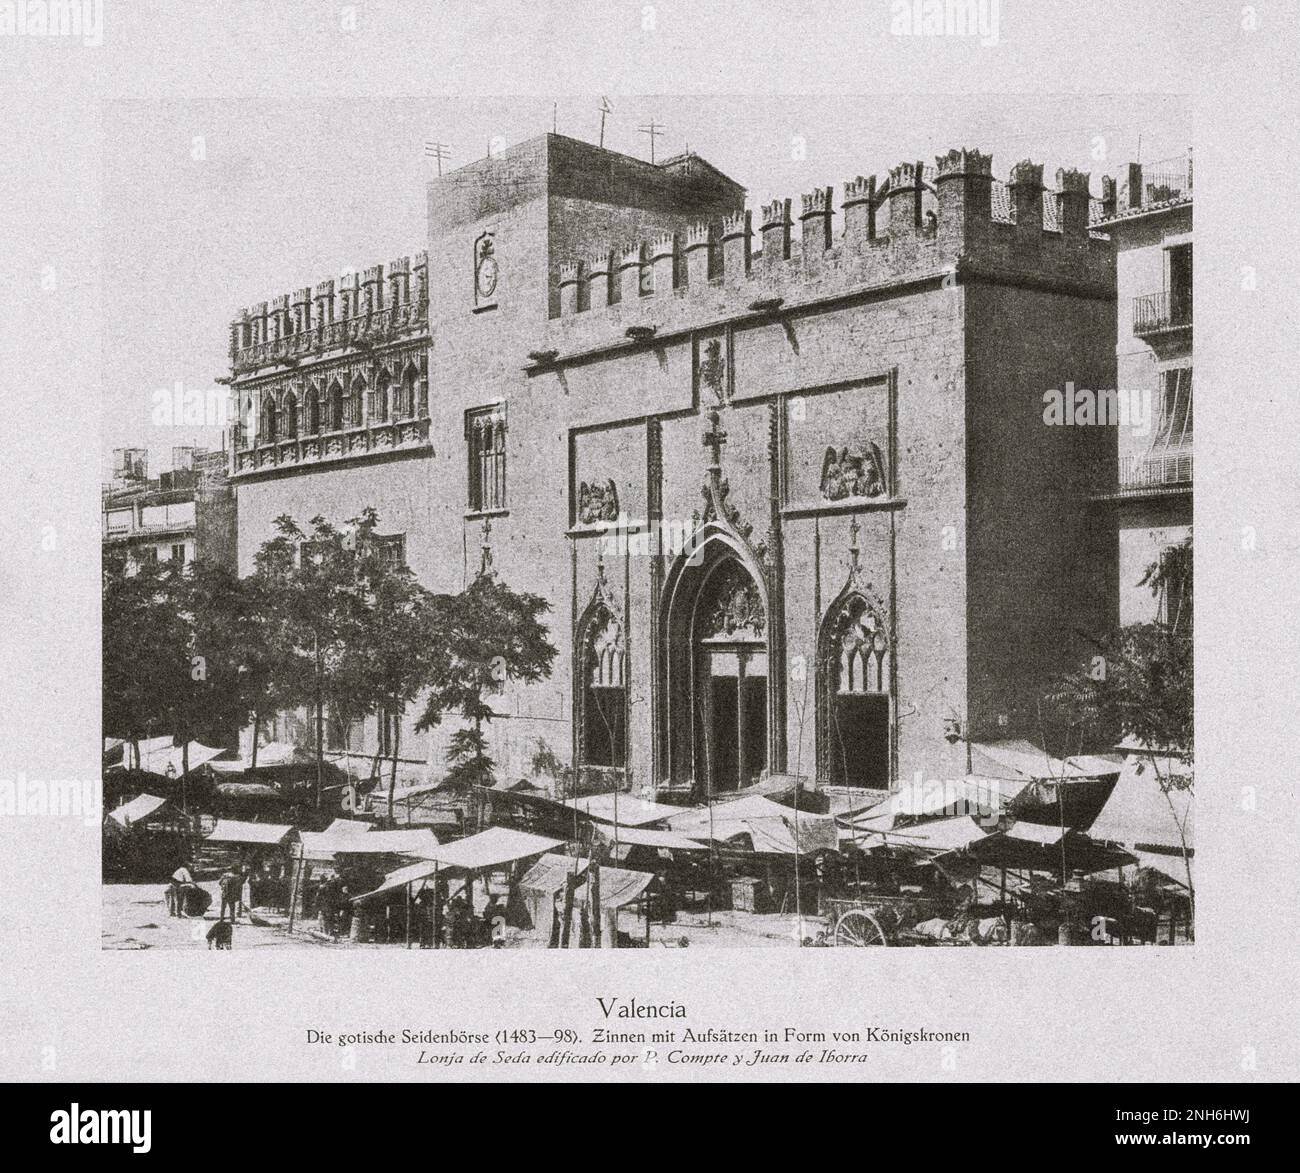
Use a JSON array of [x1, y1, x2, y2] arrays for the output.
[[206, 919, 233, 950]]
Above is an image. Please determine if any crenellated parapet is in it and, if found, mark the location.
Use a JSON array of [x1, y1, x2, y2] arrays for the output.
[[545, 147, 1114, 341], [230, 251, 429, 377]]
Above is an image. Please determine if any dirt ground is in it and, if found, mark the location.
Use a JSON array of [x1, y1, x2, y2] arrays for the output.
[[101, 883, 813, 950]]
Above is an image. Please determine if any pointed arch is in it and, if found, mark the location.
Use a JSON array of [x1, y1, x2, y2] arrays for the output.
[[282, 389, 298, 438], [261, 394, 278, 443], [657, 527, 773, 795], [370, 369, 390, 423], [306, 381, 321, 434], [573, 567, 627, 771], [327, 380, 345, 432], [816, 577, 892, 789], [348, 374, 365, 429]]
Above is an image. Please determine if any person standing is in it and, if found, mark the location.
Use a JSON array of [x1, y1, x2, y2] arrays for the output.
[[218, 866, 242, 922], [167, 862, 196, 918]]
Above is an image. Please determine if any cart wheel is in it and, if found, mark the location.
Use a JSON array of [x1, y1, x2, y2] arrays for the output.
[[834, 909, 890, 947]]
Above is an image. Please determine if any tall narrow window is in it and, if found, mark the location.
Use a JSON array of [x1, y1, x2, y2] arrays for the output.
[[307, 387, 321, 434], [282, 391, 298, 438], [348, 377, 365, 429], [327, 381, 345, 432], [580, 608, 626, 768], [402, 365, 419, 418], [262, 397, 278, 443], [370, 373, 390, 423], [1167, 243, 1192, 326], [818, 592, 891, 789], [466, 407, 507, 512]]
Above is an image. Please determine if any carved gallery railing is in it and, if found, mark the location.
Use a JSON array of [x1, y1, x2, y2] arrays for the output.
[[233, 416, 432, 475], [233, 300, 430, 373]]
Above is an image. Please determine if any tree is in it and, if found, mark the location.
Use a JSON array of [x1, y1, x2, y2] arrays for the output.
[[253, 512, 370, 808], [350, 534, 450, 823], [1048, 534, 1193, 906], [102, 550, 191, 775], [417, 572, 557, 819]]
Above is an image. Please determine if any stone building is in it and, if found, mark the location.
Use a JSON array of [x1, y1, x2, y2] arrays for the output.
[[1092, 153, 1192, 626], [102, 444, 235, 571], [227, 133, 1119, 801]]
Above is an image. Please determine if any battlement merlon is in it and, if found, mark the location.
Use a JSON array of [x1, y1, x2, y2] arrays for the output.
[[229, 252, 428, 363], [547, 148, 1115, 334]]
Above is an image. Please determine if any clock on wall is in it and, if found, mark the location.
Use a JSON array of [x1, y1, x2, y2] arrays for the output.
[[474, 232, 498, 306]]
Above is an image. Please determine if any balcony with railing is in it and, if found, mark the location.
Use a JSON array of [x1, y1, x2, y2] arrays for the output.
[[1101, 450, 1193, 499], [232, 299, 429, 376], [1133, 289, 1192, 338], [232, 415, 432, 477]]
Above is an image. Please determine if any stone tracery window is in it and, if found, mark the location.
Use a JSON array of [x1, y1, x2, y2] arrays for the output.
[[261, 396, 278, 444], [818, 590, 891, 789], [579, 604, 626, 768], [467, 406, 507, 512], [282, 390, 298, 438]]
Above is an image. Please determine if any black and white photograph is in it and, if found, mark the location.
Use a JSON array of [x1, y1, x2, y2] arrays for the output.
[[98, 92, 1195, 955], [1, 0, 1298, 1130]]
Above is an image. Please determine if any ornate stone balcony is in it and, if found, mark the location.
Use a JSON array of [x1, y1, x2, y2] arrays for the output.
[[232, 300, 429, 377], [232, 415, 432, 477]]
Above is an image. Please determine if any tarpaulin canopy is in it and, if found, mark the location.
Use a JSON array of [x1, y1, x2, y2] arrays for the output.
[[324, 818, 373, 836], [106, 793, 170, 828], [842, 811, 994, 853], [1134, 849, 1194, 889], [968, 739, 1123, 831], [562, 792, 683, 827], [971, 739, 1122, 780], [107, 738, 226, 777], [516, 857, 652, 907], [667, 795, 839, 855], [328, 829, 440, 858], [1087, 749, 1193, 851], [844, 777, 1006, 828], [351, 827, 567, 902], [591, 824, 709, 851], [213, 782, 281, 799], [936, 826, 1136, 874], [595, 865, 657, 908], [427, 827, 565, 871], [518, 853, 588, 896], [207, 741, 301, 773], [206, 819, 294, 846]]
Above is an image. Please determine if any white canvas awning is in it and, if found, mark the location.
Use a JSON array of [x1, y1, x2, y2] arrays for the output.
[[107, 793, 170, 828], [1087, 749, 1193, 851], [562, 793, 682, 827], [206, 819, 294, 846], [329, 829, 440, 858], [108, 738, 226, 777], [207, 741, 300, 773], [350, 827, 566, 903], [667, 795, 839, 855], [591, 824, 709, 851]]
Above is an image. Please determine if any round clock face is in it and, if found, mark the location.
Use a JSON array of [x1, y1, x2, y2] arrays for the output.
[[476, 255, 498, 300]]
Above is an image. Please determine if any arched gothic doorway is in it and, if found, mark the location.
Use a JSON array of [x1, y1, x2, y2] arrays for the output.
[[662, 536, 769, 796]]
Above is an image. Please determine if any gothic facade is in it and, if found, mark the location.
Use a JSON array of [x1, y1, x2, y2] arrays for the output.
[[228, 133, 1119, 802]]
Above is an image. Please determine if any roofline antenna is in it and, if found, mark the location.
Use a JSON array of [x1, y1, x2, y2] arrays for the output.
[[598, 96, 613, 149]]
